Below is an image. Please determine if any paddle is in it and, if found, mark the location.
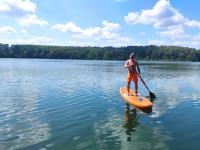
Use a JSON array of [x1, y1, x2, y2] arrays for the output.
[[136, 72, 156, 98]]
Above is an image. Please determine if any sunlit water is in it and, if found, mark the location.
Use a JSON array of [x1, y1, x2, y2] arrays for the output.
[[0, 59, 200, 150]]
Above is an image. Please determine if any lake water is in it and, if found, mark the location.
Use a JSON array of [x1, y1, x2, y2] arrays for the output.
[[0, 59, 200, 150]]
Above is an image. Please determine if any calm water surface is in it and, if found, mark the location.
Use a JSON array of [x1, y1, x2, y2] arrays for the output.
[[0, 59, 200, 150]]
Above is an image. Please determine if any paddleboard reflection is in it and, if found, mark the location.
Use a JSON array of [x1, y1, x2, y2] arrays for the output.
[[123, 104, 140, 141]]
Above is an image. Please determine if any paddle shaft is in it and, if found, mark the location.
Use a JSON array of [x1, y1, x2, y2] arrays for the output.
[[138, 74, 151, 92], [136, 71, 156, 98], [136, 72, 151, 92]]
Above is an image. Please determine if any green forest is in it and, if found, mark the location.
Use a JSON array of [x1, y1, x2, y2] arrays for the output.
[[0, 43, 200, 61]]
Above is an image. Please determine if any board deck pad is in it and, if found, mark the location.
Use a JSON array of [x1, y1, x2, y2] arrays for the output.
[[120, 87, 152, 110]]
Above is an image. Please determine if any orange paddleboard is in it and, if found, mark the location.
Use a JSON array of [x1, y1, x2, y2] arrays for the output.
[[119, 87, 152, 110]]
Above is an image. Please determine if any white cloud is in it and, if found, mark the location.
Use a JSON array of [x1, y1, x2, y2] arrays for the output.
[[52, 20, 137, 46], [139, 32, 146, 35], [102, 20, 121, 31], [125, 0, 200, 29], [0, 0, 48, 27], [17, 14, 48, 27], [65, 40, 96, 46], [172, 33, 200, 49], [148, 40, 165, 46], [115, 0, 126, 2], [125, 12, 140, 25], [106, 36, 139, 46], [185, 20, 200, 28], [52, 20, 121, 40], [0, 0, 36, 17], [172, 41, 200, 49], [125, 0, 200, 49], [0, 26, 16, 34], [193, 33, 200, 41], [148, 32, 200, 49], [26, 36, 53, 45], [157, 26, 188, 39], [21, 29, 29, 36], [52, 22, 83, 33], [0, 3, 10, 12], [0, 36, 55, 45]]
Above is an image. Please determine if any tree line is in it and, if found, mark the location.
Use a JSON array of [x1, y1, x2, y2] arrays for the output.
[[0, 43, 200, 61]]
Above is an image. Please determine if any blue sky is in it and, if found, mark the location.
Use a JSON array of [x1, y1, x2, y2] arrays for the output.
[[0, 0, 200, 49]]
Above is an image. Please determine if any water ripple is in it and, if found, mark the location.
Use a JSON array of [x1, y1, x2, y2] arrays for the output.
[[0, 59, 200, 150]]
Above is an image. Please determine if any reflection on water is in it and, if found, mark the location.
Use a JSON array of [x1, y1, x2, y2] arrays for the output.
[[123, 104, 140, 141], [0, 73, 51, 150], [0, 59, 200, 150], [92, 103, 172, 150]]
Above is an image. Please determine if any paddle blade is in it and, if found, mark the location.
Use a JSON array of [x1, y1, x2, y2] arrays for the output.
[[149, 91, 156, 98]]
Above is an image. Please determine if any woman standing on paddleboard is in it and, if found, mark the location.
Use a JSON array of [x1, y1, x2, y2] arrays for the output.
[[124, 53, 141, 96]]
